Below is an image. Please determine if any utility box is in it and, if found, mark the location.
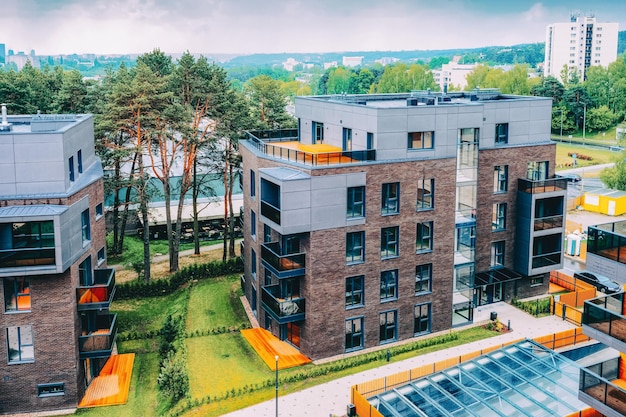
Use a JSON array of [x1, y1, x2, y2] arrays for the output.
[[490, 311, 498, 321], [347, 403, 357, 417]]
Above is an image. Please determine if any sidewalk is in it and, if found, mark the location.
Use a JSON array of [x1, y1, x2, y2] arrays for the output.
[[221, 303, 578, 417]]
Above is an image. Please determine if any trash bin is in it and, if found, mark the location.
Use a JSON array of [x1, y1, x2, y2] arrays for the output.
[[347, 403, 357, 417], [490, 311, 497, 321]]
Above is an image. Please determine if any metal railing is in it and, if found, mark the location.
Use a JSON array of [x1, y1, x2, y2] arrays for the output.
[[518, 177, 568, 194], [78, 313, 118, 359], [76, 268, 116, 310]]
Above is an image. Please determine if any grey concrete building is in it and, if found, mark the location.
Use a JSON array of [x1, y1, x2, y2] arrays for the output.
[[240, 91, 567, 360], [0, 108, 115, 414]]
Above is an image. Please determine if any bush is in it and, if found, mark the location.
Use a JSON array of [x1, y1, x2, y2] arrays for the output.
[[511, 297, 552, 316], [158, 351, 189, 402]]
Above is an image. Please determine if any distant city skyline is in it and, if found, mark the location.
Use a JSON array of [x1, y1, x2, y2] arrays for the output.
[[3, 0, 626, 56]]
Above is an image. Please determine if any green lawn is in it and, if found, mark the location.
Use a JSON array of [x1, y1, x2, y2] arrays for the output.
[[107, 235, 220, 266], [556, 142, 619, 169], [114, 290, 188, 336], [186, 276, 247, 334]]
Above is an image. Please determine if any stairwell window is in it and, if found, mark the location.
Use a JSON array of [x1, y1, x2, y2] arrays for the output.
[[492, 203, 507, 231]]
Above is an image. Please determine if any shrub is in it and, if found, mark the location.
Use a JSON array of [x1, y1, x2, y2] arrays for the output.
[[158, 351, 189, 402]]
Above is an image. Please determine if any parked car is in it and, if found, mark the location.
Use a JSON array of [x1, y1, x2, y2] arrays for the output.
[[556, 173, 582, 183], [609, 146, 624, 152], [573, 271, 622, 294]]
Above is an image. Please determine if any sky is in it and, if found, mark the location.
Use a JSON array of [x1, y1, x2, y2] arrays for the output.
[[2, 0, 626, 56]]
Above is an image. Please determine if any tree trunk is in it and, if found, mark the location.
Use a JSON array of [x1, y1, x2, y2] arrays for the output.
[[192, 159, 200, 255], [111, 159, 121, 254], [222, 155, 228, 263], [118, 152, 138, 255], [137, 154, 151, 282], [228, 158, 236, 259]]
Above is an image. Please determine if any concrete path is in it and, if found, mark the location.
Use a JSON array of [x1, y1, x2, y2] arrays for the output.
[[221, 302, 578, 417]]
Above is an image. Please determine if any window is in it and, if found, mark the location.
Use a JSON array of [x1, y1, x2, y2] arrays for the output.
[[7, 325, 34, 363], [495, 123, 508, 144], [38, 383, 65, 397], [347, 186, 365, 218], [81, 209, 91, 243], [263, 224, 272, 243], [492, 203, 507, 231], [68, 156, 75, 182], [313, 121, 324, 144], [415, 264, 432, 295], [416, 221, 433, 253], [77, 150, 83, 174], [408, 131, 434, 149], [380, 270, 398, 301], [491, 241, 505, 268], [79, 256, 92, 286], [346, 231, 365, 264], [345, 317, 364, 352], [251, 248, 257, 279], [493, 165, 508, 193], [97, 247, 106, 265], [343, 127, 352, 151], [367, 132, 374, 149], [379, 310, 397, 343], [380, 227, 399, 259], [250, 210, 256, 240], [250, 170, 256, 198], [414, 303, 431, 335], [527, 161, 549, 181], [3, 277, 31, 312], [95, 203, 103, 219], [346, 276, 364, 308], [416, 179, 434, 210], [382, 182, 400, 215]]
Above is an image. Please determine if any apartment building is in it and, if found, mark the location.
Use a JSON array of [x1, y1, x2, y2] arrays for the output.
[[544, 13, 619, 81], [240, 90, 566, 360], [0, 108, 115, 414]]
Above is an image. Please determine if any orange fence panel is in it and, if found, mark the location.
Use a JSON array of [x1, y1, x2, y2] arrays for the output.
[[352, 387, 384, 417], [387, 370, 411, 390], [434, 357, 459, 372]]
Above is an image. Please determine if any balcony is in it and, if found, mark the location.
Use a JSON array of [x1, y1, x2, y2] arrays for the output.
[[79, 313, 118, 359], [246, 129, 376, 167], [261, 201, 281, 225], [582, 294, 626, 352], [531, 252, 562, 269], [76, 268, 116, 311], [534, 215, 563, 231], [579, 357, 626, 417], [0, 247, 55, 268], [261, 284, 305, 324], [518, 177, 567, 194], [261, 242, 305, 278]]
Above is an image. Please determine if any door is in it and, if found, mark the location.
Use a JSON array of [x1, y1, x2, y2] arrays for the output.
[[608, 200, 616, 216]]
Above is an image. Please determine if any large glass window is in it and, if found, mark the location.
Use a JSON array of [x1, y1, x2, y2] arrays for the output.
[[346, 231, 365, 264], [7, 325, 34, 363], [313, 121, 324, 144], [347, 186, 365, 219], [414, 303, 431, 335], [417, 179, 434, 211], [491, 241, 505, 268], [379, 310, 397, 344], [415, 264, 432, 295], [495, 123, 508, 144], [380, 269, 398, 302], [493, 165, 508, 193], [343, 127, 352, 151], [78, 256, 92, 286], [382, 182, 400, 215], [408, 132, 434, 149], [345, 317, 364, 352], [416, 221, 433, 253], [3, 277, 31, 312], [81, 209, 91, 243], [527, 161, 549, 181], [380, 226, 399, 259], [346, 275, 364, 308], [492, 203, 507, 231]]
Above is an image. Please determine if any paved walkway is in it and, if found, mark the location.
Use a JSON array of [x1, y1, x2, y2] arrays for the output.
[[222, 303, 578, 417]]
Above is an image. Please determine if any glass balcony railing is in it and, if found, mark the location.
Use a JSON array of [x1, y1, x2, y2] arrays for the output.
[[580, 360, 626, 416], [583, 294, 626, 345], [261, 284, 305, 323], [534, 215, 564, 231], [261, 242, 305, 277], [0, 247, 55, 268], [261, 201, 281, 225], [76, 268, 116, 311], [78, 313, 117, 359], [531, 252, 561, 269], [518, 177, 567, 194]]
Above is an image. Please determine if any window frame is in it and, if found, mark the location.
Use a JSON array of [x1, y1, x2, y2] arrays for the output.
[[414, 303, 432, 336], [492, 203, 507, 231], [77, 149, 83, 174], [3, 277, 31, 313], [407, 131, 434, 150], [250, 210, 257, 241], [382, 182, 400, 215], [491, 240, 505, 268], [38, 382, 65, 397], [346, 231, 365, 264], [68, 156, 75, 182], [416, 178, 434, 211], [345, 317, 364, 352], [379, 310, 397, 344], [493, 165, 508, 194], [345, 275, 364, 309], [495, 123, 509, 145], [380, 226, 399, 259], [250, 170, 256, 198], [97, 247, 106, 265], [416, 221, 433, 253], [415, 263, 432, 295], [95, 203, 104, 219], [347, 186, 365, 219], [81, 209, 91, 244], [6, 325, 34, 364], [313, 121, 324, 144], [380, 269, 398, 302]]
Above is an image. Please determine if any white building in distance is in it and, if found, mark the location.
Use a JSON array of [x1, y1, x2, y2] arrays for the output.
[[544, 13, 619, 81], [342, 56, 363, 67], [431, 58, 477, 91]]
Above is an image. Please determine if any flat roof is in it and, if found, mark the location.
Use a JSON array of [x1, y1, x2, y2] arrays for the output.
[[367, 340, 589, 417]]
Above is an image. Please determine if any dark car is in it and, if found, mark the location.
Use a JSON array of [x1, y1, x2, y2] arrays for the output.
[[574, 271, 622, 293], [557, 173, 582, 183]]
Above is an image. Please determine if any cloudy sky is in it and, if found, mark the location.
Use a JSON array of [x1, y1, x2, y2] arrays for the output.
[[2, 0, 626, 56]]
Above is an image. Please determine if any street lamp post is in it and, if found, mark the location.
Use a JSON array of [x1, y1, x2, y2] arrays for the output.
[[560, 109, 564, 140], [275, 355, 279, 417], [582, 103, 587, 145]]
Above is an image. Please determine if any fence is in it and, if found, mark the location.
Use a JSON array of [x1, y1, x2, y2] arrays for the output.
[[351, 328, 590, 416], [549, 270, 596, 325]]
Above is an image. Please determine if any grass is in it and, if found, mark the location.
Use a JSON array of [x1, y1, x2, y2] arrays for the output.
[[114, 290, 188, 336], [186, 276, 247, 334], [555, 142, 619, 169]]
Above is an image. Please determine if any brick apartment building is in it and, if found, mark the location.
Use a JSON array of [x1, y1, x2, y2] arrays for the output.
[[240, 91, 567, 360], [0, 108, 116, 414]]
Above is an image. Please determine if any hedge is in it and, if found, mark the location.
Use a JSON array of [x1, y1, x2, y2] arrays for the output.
[[115, 257, 243, 300]]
